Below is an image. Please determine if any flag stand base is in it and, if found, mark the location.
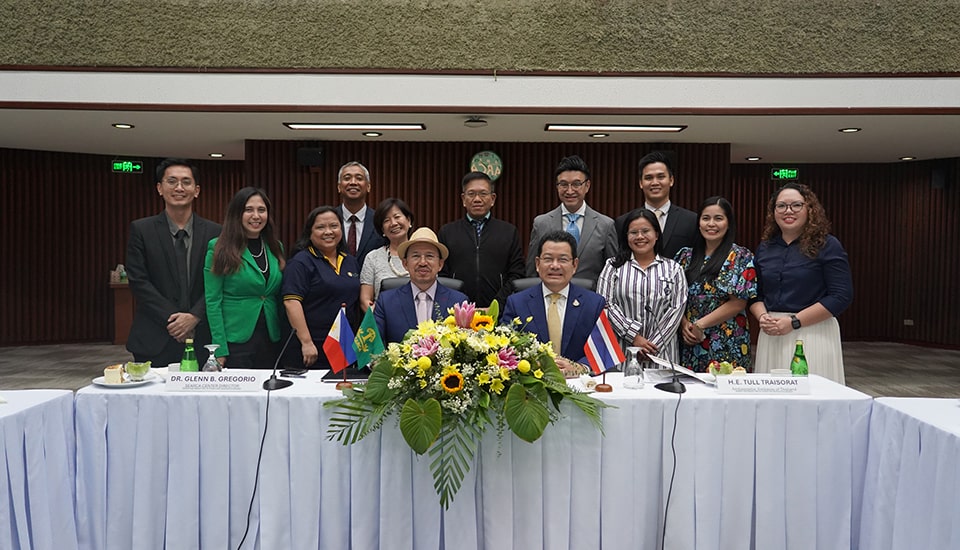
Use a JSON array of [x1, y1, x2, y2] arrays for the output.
[[336, 381, 353, 390], [595, 383, 613, 392]]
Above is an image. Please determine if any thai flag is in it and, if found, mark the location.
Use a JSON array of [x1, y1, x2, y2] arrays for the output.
[[323, 307, 357, 373], [583, 310, 626, 375]]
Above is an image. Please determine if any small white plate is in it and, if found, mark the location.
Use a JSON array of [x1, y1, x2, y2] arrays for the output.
[[568, 378, 597, 393], [92, 372, 160, 388]]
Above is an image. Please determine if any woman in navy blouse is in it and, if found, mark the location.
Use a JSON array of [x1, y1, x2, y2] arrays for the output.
[[282, 206, 361, 369], [749, 183, 853, 383]]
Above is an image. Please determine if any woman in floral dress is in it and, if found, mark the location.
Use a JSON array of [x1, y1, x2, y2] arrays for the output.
[[675, 197, 757, 372]]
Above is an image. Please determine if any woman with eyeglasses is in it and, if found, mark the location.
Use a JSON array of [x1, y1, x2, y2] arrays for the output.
[[204, 187, 285, 368], [749, 183, 853, 383], [676, 197, 758, 372], [597, 208, 687, 366], [282, 206, 360, 369]]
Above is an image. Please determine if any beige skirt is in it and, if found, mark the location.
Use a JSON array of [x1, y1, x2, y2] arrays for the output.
[[754, 313, 845, 385]]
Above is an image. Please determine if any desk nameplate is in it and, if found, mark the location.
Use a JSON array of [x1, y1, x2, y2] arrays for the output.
[[166, 371, 264, 392], [716, 374, 810, 395]]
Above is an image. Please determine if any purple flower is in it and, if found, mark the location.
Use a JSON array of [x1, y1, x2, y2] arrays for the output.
[[498, 347, 519, 370], [412, 336, 439, 358]]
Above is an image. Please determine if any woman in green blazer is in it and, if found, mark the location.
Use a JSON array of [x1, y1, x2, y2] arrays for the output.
[[204, 187, 285, 368]]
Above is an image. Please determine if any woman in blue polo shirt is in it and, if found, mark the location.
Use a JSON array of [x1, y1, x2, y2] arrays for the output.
[[749, 183, 853, 383], [282, 206, 361, 369]]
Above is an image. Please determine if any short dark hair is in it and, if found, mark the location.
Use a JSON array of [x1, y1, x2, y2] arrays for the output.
[[373, 197, 415, 238], [554, 155, 591, 181], [612, 208, 663, 267], [292, 206, 344, 257], [461, 171, 494, 192], [537, 230, 578, 258], [155, 158, 197, 182], [638, 151, 675, 179]]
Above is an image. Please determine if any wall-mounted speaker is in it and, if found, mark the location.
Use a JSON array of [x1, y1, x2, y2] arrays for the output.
[[297, 146, 324, 167]]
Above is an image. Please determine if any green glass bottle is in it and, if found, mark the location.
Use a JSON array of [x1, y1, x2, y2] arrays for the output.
[[180, 338, 199, 372], [790, 339, 808, 375]]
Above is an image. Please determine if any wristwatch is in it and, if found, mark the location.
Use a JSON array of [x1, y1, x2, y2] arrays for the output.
[[790, 314, 801, 330]]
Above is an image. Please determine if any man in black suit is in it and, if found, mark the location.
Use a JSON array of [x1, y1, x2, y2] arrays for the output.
[[616, 151, 698, 260], [126, 158, 221, 365], [337, 161, 387, 269]]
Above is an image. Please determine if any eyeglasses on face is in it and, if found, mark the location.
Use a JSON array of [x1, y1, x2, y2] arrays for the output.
[[774, 201, 805, 213], [408, 252, 439, 262], [463, 191, 492, 199], [538, 255, 573, 265], [163, 178, 195, 188], [556, 180, 587, 190]]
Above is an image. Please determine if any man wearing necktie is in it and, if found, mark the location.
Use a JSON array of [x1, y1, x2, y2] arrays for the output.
[[526, 155, 618, 283], [438, 171, 525, 308], [125, 158, 221, 366], [615, 151, 698, 261], [374, 227, 468, 344], [337, 161, 386, 269], [503, 230, 606, 376]]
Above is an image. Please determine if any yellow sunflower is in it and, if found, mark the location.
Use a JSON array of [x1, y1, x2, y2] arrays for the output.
[[441, 371, 465, 393], [470, 314, 495, 331]]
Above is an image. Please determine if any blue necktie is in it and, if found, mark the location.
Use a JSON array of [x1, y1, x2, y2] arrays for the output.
[[565, 213, 581, 244], [471, 219, 483, 238]]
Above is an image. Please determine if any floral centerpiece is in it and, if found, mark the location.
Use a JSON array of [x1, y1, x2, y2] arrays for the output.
[[326, 301, 609, 508]]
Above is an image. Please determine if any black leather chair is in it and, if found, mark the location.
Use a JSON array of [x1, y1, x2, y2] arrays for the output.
[[510, 277, 596, 292], [379, 276, 464, 292]]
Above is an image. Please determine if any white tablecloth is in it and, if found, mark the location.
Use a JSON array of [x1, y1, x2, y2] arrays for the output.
[[0, 390, 78, 550], [74, 372, 871, 550], [860, 397, 960, 550]]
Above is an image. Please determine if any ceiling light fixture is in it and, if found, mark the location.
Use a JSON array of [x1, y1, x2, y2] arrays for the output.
[[112, 123, 135, 129], [589, 133, 609, 138], [208, 153, 224, 158], [838, 127, 862, 133], [545, 123, 686, 133], [745, 156, 762, 161], [284, 122, 425, 131], [899, 156, 916, 161], [362, 132, 382, 137], [464, 116, 488, 129]]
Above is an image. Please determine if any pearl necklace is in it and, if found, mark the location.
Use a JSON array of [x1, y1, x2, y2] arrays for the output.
[[249, 239, 268, 274], [387, 246, 407, 276]]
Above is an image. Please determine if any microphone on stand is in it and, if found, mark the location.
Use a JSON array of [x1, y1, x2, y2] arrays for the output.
[[643, 303, 686, 394], [263, 329, 297, 391]]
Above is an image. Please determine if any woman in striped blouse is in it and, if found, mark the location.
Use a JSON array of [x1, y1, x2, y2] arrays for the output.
[[597, 208, 687, 366]]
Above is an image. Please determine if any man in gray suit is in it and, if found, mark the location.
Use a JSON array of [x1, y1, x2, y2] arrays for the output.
[[126, 158, 221, 365], [526, 155, 618, 282]]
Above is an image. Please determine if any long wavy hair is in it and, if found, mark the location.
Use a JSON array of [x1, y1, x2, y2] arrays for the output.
[[611, 208, 663, 268], [685, 196, 737, 285], [291, 206, 345, 257], [211, 187, 285, 274], [760, 183, 830, 259]]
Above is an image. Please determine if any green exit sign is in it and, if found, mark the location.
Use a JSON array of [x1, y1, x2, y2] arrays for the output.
[[112, 160, 144, 174], [771, 168, 799, 180]]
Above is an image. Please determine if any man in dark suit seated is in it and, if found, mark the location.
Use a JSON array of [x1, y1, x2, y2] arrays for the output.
[[126, 158, 221, 365], [374, 227, 469, 344], [502, 230, 606, 376]]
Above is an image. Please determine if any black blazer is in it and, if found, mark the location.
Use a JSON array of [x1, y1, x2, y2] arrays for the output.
[[341, 206, 387, 270], [615, 204, 698, 261], [125, 212, 221, 365]]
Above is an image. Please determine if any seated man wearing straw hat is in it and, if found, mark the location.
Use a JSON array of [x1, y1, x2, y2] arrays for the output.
[[374, 227, 469, 344]]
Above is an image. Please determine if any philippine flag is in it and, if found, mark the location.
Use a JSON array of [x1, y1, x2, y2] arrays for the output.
[[323, 307, 357, 373], [583, 310, 626, 375]]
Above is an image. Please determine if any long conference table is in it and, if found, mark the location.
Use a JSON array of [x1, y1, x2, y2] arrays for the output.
[[73, 372, 872, 550], [860, 397, 960, 550], [0, 390, 78, 550]]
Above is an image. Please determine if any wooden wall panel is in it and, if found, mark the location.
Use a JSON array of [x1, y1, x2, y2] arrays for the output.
[[2, 143, 956, 348], [0, 148, 243, 345]]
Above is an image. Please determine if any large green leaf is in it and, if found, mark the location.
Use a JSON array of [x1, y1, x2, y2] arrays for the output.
[[504, 383, 550, 443], [399, 398, 442, 454], [363, 367, 396, 404]]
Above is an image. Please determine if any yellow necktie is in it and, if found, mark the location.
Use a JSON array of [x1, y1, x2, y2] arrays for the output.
[[547, 293, 562, 355]]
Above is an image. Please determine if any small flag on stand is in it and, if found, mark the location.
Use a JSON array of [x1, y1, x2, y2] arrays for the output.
[[353, 306, 384, 369], [324, 306, 357, 373], [583, 310, 626, 375]]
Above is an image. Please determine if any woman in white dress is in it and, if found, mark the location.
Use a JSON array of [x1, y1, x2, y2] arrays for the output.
[[359, 198, 414, 311]]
